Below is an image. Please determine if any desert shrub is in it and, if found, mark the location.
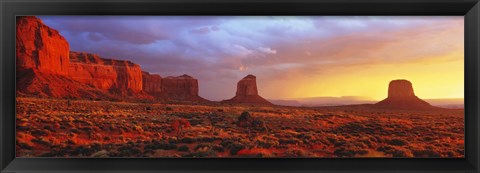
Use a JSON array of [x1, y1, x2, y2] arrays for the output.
[[145, 106, 152, 111], [390, 148, 414, 157], [237, 111, 253, 127], [17, 126, 31, 131], [194, 143, 211, 152], [226, 142, 246, 155], [255, 137, 279, 148], [284, 148, 315, 157], [334, 148, 355, 157], [334, 141, 347, 147], [43, 125, 53, 131], [31, 129, 49, 136], [88, 143, 101, 151], [117, 146, 141, 157], [412, 149, 441, 157], [237, 148, 274, 157], [444, 151, 456, 157], [189, 119, 202, 126], [296, 133, 315, 141], [196, 137, 215, 142], [72, 146, 95, 156], [167, 137, 178, 144], [31, 138, 51, 146], [279, 138, 302, 145], [334, 143, 369, 157], [166, 107, 173, 111], [387, 138, 408, 146], [212, 145, 225, 152], [17, 142, 33, 150], [177, 145, 190, 152], [358, 137, 373, 147], [423, 136, 434, 141], [179, 137, 195, 144], [378, 145, 414, 157], [220, 139, 235, 147], [145, 142, 177, 150], [377, 145, 395, 152]]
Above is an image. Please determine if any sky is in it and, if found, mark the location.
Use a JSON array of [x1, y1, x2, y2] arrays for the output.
[[39, 16, 464, 101]]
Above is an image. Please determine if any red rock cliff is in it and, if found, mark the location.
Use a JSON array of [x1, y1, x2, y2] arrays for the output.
[[16, 16, 70, 75], [142, 71, 162, 96], [68, 52, 143, 94], [375, 79, 436, 110], [222, 75, 273, 105], [161, 74, 207, 102]]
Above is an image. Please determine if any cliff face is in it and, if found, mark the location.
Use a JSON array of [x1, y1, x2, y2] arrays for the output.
[[236, 74, 258, 96], [375, 79, 436, 110], [68, 52, 143, 94], [161, 74, 207, 102], [142, 71, 162, 96], [222, 75, 273, 106], [16, 16, 70, 75]]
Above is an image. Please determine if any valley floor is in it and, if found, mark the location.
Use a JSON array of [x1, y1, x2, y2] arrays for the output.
[[16, 97, 464, 158]]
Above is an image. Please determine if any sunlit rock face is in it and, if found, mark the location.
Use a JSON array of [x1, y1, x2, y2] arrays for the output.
[[142, 71, 162, 96], [387, 80, 415, 99], [16, 16, 70, 75], [222, 75, 273, 106], [68, 51, 143, 94], [375, 79, 436, 110]]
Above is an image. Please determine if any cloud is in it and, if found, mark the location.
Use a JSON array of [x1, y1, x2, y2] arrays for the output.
[[258, 47, 277, 54]]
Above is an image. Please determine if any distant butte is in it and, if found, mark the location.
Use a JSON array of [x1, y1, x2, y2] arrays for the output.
[[375, 79, 438, 110], [160, 74, 208, 102], [222, 74, 273, 106]]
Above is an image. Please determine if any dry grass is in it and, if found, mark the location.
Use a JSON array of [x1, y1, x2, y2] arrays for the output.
[[16, 97, 464, 158]]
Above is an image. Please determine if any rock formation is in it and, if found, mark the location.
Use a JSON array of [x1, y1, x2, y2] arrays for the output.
[[222, 75, 273, 105], [375, 79, 437, 110], [142, 71, 162, 96], [68, 51, 143, 94], [16, 16, 205, 103], [16, 16, 70, 75], [161, 74, 208, 102]]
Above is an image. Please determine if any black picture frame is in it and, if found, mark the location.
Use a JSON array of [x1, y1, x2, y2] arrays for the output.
[[1, 0, 479, 172]]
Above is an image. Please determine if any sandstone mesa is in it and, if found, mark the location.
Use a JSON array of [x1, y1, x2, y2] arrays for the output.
[[375, 79, 438, 110]]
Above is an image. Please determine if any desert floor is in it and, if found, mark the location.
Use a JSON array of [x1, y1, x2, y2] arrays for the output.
[[16, 97, 464, 158]]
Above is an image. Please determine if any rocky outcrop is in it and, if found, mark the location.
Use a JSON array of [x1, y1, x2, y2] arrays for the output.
[[16, 16, 205, 103], [16, 16, 70, 75], [142, 71, 162, 96], [222, 75, 273, 105], [375, 79, 437, 110], [161, 74, 208, 102], [68, 52, 143, 94]]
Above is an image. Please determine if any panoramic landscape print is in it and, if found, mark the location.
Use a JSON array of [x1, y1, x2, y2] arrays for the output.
[[16, 16, 464, 158]]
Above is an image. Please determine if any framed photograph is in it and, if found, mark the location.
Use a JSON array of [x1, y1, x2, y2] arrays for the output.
[[1, 0, 479, 172]]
